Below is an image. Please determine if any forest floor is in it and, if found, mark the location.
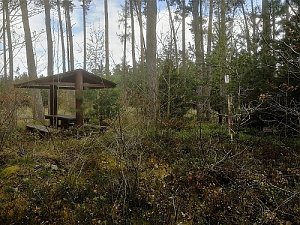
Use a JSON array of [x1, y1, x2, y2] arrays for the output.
[[0, 122, 299, 224]]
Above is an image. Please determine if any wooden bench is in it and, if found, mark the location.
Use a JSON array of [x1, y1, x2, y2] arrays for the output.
[[26, 124, 54, 137]]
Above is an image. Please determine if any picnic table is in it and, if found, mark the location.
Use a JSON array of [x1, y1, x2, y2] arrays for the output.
[[45, 114, 76, 129]]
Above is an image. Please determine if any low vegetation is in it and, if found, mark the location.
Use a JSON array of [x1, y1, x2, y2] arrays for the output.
[[0, 116, 299, 224]]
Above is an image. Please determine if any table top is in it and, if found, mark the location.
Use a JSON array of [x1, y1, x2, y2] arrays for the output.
[[45, 114, 76, 120]]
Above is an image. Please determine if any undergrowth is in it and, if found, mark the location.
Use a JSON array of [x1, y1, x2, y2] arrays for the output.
[[0, 122, 299, 224]]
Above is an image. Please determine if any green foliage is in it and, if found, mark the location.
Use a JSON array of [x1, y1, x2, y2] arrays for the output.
[[159, 59, 199, 119], [231, 12, 300, 134], [85, 88, 120, 124]]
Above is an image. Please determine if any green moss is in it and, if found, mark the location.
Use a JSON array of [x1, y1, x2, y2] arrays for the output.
[[0, 165, 20, 178]]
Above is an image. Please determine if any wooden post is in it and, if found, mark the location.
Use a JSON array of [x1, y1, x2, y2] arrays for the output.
[[227, 94, 233, 141], [75, 70, 84, 126], [49, 85, 58, 127], [225, 75, 233, 141]]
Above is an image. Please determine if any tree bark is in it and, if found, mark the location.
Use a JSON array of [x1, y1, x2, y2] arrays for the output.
[[122, 0, 128, 100], [134, 0, 145, 67], [251, 0, 258, 55], [262, 0, 271, 51], [3, 2, 7, 81], [146, 0, 158, 120], [205, 0, 214, 120], [285, 0, 290, 21], [192, 0, 200, 68], [20, 0, 44, 119], [166, 0, 178, 68], [217, 0, 227, 124], [44, 0, 53, 76], [57, 0, 66, 72], [192, 0, 206, 120], [199, 0, 207, 120], [192, 0, 200, 119], [271, 0, 276, 40], [65, 6, 70, 70], [129, 0, 136, 71], [181, 0, 186, 70], [65, 1, 74, 70], [241, 1, 251, 54], [207, 0, 213, 56], [5, 0, 13, 80]]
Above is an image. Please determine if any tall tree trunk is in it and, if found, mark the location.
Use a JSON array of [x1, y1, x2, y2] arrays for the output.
[[241, 1, 251, 54], [134, 0, 145, 67], [166, 0, 178, 68], [192, 0, 200, 69], [57, 0, 66, 72], [271, 0, 276, 40], [65, 7, 70, 70], [122, 0, 128, 100], [104, 0, 110, 75], [207, 0, 213, 56], [65, 3, 74, 70], [44, 0, 53, 76], [134, 0, 146, 115], [216, 0, 227, 124], [285, 0, 290, 21], [20, 0, 44, 119], [251, 0, 258, 55], [192, 0, 206, 120], [262, 0, 271, 51], [5, 0, 13, 80], [44, 0, 53, 116], [146, 0, 158, 120], [3, 2, 7, 81], [198, 0, 209, 120], [82, 0, 87, 70], [205, 0, 214, 120], [181, 0, 186, 70], [219, 0, 227, 86], [192, 0, 200, 119], [199, 1, 204, 67], [129, 0, 136, 71]]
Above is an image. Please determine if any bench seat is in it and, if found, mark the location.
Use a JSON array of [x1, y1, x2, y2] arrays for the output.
[[26, 124, 55, 136]]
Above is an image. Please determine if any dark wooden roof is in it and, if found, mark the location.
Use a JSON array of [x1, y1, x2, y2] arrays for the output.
[[14, 69, 116, 89]]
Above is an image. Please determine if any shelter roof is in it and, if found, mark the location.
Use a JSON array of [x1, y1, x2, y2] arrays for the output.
[[14, 69, 116, 89]]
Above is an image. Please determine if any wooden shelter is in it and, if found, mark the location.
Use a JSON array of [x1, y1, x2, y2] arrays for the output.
[[15, 69, 116, 128]]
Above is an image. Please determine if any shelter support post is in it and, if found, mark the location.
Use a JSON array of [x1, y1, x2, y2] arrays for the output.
[[75, 70, 84, 126], [49, 85, 58, 127]]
